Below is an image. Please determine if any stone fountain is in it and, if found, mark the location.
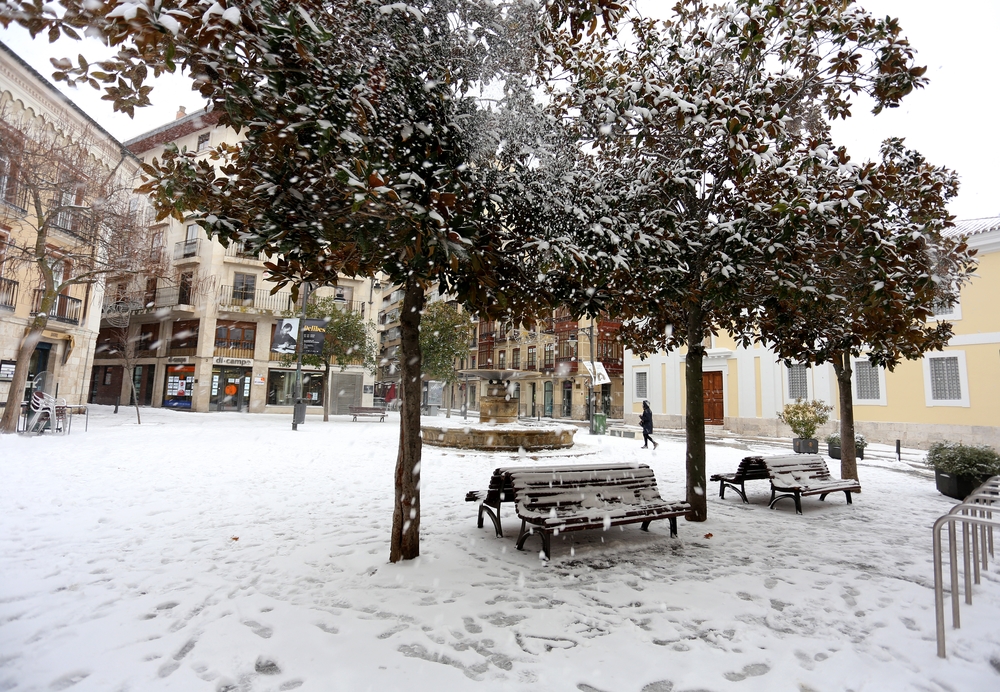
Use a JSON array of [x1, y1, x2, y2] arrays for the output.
[[421, 371, 576, 451]]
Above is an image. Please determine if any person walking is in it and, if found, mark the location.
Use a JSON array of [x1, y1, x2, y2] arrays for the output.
[[640, 400, 658, 449]]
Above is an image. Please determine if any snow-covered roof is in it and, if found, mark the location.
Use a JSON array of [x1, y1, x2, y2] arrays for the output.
[[945, 216, 1000, 238]]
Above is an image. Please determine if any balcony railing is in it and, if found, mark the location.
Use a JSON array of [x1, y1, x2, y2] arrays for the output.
[[214, 342, 256, 359], [101, 286, 191, 314], [32, 290, 82, 325], [0, 276, 17, 311], [174, 238, 201, 261], [224, 242, 264, 261], [219, 286, 296, 312]]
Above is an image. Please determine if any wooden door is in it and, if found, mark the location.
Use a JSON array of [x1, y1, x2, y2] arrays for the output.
[[703, 371, 724, 425]]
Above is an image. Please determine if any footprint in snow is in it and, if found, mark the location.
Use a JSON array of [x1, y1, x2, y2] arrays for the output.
[[724, 663, 770, 681], [243, 620, 273, 639], [49, 671, 89, 690], [462, 616, 482, 634]]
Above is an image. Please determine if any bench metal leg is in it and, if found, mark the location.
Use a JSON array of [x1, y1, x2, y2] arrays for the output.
[[515, 521, 551, 560], [769, 492, 802, 514], [668, 517, 677, 538], [640, 520, 651, 531], [479, 501, 503, 538]]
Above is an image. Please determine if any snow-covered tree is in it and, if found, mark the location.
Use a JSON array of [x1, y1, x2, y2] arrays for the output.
[[747, 138, 977, 483], [556, 0, 933, 520], [419, 301, 470, 418], [0, 0, 626, 557]]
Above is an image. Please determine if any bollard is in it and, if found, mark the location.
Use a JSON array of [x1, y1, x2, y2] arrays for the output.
[[896, 439, 901, 462], [114, 396, 120, 414]]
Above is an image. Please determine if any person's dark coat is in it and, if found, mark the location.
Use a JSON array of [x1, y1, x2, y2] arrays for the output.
[[640, 403, 653, 434]]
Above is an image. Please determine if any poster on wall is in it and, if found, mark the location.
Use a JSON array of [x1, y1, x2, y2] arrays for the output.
[[0, 360, 15, 381], [271, 318, 299, 354]]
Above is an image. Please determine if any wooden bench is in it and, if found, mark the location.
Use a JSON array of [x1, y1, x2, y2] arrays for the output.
[[763, 454, 861, 514], [348, 406, 386, 422], [466, 463, 690, 560], [710, 455, 769, 504]]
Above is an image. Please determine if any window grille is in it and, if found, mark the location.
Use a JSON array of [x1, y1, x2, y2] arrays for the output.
[[929, 357, 962, 401], [635, 371, 648, 400], [855, 360, 880, 401], [787, 364, 808, 400]]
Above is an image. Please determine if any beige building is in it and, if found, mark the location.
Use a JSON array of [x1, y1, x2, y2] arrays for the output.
[[463, 309, 625, 421], [624, 218, 1000, 448], [89, 109, 381, 414], [0, 40, 140, 414]]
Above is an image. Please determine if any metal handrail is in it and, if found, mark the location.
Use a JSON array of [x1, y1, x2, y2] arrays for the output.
[[932, 476, 998, 657]]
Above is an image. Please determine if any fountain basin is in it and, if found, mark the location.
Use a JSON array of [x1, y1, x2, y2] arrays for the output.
[[421, 419, 577, 451]]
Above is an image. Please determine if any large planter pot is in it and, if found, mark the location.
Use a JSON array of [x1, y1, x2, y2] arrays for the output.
[[935, 469, 985, 501], [793, 438, 818, 454], [828, 443, 864, 460]]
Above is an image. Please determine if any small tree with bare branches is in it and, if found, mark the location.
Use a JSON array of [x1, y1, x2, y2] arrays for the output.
[[0, 102, 162, 433]]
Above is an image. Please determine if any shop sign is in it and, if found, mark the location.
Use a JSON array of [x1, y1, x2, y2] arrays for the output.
[[213, 357, 253, 367], [167, 356, 191, 364], [253, 375, 266, 386]]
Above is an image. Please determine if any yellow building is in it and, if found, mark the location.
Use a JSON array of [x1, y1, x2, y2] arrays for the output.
[[624, 218, 1000, 448]]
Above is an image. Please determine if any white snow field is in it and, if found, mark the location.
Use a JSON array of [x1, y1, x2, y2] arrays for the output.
[[1, 407, 998, 692]]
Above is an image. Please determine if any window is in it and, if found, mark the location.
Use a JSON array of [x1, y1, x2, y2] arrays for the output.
[[787, 364, 808, 400], [854, 360, 880, 402], [930, 291, 962, 321], [169, 319, 199, 353], [233, 273, 256, 302], [186, 223, 199, 241], [0, 154, 9, 201], [511, 348, 520, 369], [267, 370, 324, 406], [635, 370, 648, 400], [924, 352, 969, 407], [178, 272, 194, 305], [527, 346, 536, 369], [543, 343, 554, 368], [498, 350, 506, 369], [138, 324, 159, 354], [197, 133, 210, 152]]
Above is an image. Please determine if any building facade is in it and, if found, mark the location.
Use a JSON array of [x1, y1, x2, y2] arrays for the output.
[[462, 308, 625, 421], [89, 110, 380, 414], [623, 218, 1000, 448], [1, 40, 140, 412]]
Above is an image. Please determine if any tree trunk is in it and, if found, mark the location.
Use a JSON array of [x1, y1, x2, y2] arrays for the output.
[[323, 359, 331, 422], [832, 352, 859, 484], [389, 277, 424, 562], [684, 304, 708, 521], [445, 382, 452, 418], [126, 365, 142, 425], [0, 316, 47, 433]]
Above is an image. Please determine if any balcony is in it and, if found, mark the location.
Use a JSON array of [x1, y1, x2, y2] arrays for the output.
[[31, 290, 82, 325], [219, 286, 295, 313], [214, 341, 256, 360], [173, 239, 202, 263], [101, 286, 193, 315], [0, 277, 17, 311], [223, 242, 264, 263], [556, 357, 579, 374]]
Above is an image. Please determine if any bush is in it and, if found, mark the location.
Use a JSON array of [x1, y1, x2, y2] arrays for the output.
[[826, 433, 867, 450], [778, 399, 833, 439], [926, 442, 1000, 478]]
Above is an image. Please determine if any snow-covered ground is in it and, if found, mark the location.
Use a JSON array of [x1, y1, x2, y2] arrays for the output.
[[1, 407, 997, 692]]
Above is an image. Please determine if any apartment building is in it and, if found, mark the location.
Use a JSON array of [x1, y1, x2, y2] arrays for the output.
[[463, 308, 625, 420], [624, 217, 1000, 448], [89, 109, 380, 414], [0, 40, 140, 412]]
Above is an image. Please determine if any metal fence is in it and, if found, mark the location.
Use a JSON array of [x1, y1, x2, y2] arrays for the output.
[[932, 476, 998, 657]]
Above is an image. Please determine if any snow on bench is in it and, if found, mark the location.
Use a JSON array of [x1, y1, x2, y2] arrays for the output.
[[763, 454, 861, 515], [348, 406, 386, 422], [467, 463, 689, 560], [710, 455, 769, 504]]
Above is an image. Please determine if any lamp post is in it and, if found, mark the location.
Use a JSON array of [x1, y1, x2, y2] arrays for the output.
[[291, 282, 312, 431]]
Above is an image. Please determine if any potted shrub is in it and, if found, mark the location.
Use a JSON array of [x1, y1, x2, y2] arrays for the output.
[[927, 442, 1000, 500], [778, 400, 833, 454], [826, 433, 867, 460]]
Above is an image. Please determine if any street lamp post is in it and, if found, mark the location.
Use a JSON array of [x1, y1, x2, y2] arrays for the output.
[[291, 282, 312, 431]]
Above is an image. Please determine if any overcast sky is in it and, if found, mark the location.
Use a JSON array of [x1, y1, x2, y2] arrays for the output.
[[2, 1, 996, 219]]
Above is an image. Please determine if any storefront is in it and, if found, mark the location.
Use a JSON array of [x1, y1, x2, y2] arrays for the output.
[[211, 365, 251, 412], [267, 369, 324, 407], [163, 361, 195, 409]]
